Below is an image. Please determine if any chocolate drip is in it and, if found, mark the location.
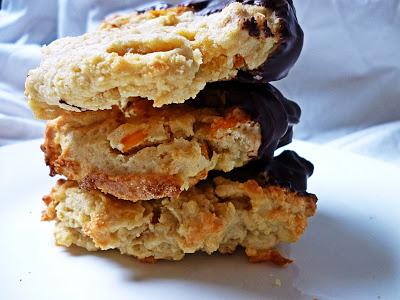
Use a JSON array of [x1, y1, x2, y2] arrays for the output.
[[218, 150, 314, 193], [191, 81, 300, 161], [137, 0, 303, 83], [266, 150, 314, 192]]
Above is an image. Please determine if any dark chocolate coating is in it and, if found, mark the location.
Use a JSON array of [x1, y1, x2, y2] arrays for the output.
[[218, 150, 314, 193], [137, 0, 303, 82], [190, 81, 300, 161], [265, 150, 314, 192], [236, 1, 304, 82]]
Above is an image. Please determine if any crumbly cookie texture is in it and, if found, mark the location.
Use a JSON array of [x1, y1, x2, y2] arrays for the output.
[[43, 178, 316, 264], [25, 3, 280, 110], [41, 99, 261, 201]]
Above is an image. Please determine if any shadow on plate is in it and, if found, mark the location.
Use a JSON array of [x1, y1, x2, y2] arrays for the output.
[[291, 211, 397, 297], [65, 211, 396, 299]]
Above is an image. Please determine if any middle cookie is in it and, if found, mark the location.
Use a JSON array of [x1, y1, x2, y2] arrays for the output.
[[41, 82, 299, 201]]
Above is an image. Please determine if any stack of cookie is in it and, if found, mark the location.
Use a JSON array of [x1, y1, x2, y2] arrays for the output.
[[26, 0, 317, 265]]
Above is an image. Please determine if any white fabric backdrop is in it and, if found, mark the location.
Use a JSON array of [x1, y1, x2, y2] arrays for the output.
[[0, 0, 399, 164]]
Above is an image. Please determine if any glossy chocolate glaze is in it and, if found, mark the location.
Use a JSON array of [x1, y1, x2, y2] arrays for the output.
[[265, 150, 314, 192], [191, 81, 300, 161], [235, 1, 304, 82], [138, 0, 303, 82], [217, 150, 314, 193]]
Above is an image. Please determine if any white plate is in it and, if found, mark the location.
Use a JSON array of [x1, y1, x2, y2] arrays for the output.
[[0, 140, 399, 300]]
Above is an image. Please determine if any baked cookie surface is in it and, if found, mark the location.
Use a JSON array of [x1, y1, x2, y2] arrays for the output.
[[43, 176, 316, 263], [42, 99, 261, 201], [25, 1, 302, 110]]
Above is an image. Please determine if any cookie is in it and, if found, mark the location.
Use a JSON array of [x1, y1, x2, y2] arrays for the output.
[[43, 174, 316, 264], [42, 99, 262, 201], [25, 1, 302, 110]]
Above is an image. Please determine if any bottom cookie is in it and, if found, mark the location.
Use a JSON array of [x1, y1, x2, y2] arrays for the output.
[[42, 175, 317, 265]]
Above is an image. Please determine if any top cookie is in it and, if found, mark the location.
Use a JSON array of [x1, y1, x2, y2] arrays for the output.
[[25, 1, 303, 111]]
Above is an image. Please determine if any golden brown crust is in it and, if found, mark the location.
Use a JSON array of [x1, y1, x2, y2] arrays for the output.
[[139, 256, 157, 264], [246, 248, 293, 266], [80, 173, 182, 201], [41, 125, 61, 177], [43, 178, 317, 263], [41, 178, 71, 221]]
